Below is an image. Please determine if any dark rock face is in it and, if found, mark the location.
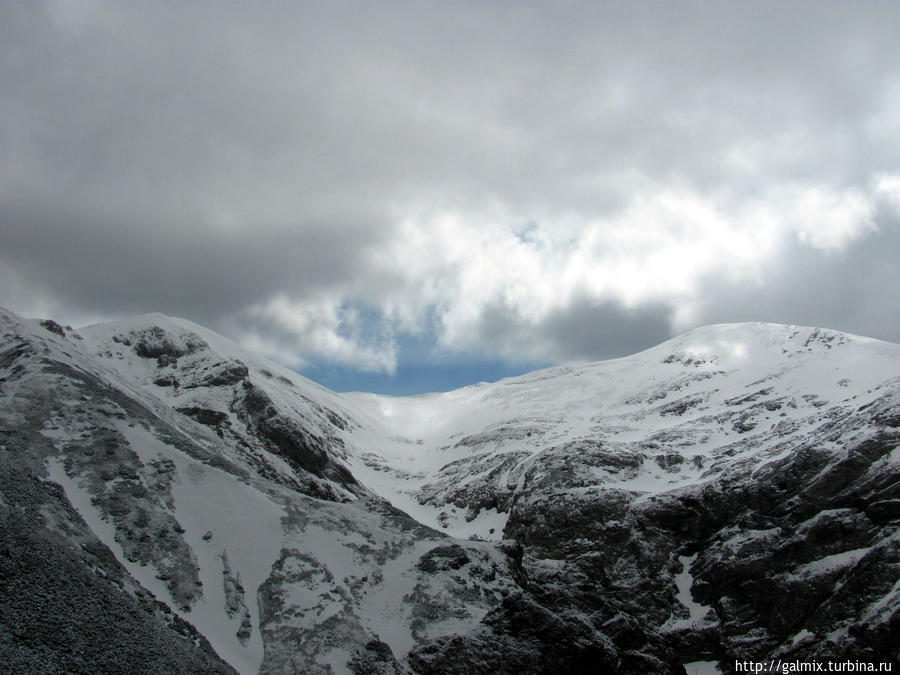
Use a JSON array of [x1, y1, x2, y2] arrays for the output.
[[39, 319, 66, 337], [420, 439, 645, 520], [177, 406, 229, 428], [479, 396, 900, 670], [236, 384, 328, 474], [409, 593, 623, 674], [0, 510, 235, 675], [232, 383, 357, 496], [130, 326, 207, 360], [0, 388, 234, 672], [219, 551, 252, 644], [153, 374, 179, 388], [866, 499, 900, 523], [187, 359, 249, 388], [348, 640, 403, 674], [407, 338, 900, 671], [417, 544, 471, 573]]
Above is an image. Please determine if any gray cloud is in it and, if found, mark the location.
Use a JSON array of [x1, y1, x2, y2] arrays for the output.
[[1, 1, 899, 379], [474, 295, 673, 363], [690, 214, 900, 344], [0, 194, 386, 323]]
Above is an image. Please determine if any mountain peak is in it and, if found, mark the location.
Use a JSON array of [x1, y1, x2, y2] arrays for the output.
[[2, 307, 899, 672]]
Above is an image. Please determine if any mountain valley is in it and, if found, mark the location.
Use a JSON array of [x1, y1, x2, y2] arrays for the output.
[[1, 308, 898, 673]]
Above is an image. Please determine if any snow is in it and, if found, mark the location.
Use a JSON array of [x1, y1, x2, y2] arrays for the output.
[[45, 458, 174, 605], [80, 312, 349, 411], [863, 575, 900, 623], [336, 322, 900, 538], [39, 425, 80, 442], [787, 628, 814, 647], [119, 423, 283, 675], [354, 540, 436, 657], [720, 527, 782, 551], [322, 647, 355, 675], [46, 419, 284, 675], [795, 547, 870, 578], [70, 312, 900, 546], [457, 507, 508, 541], [673, 554, 712, 624], [684, 662, 721, 675], [889, 445, 900, 464]]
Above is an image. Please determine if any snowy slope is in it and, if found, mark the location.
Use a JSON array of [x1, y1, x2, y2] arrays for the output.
[[3, 309, 899, 673], [342, 323, 900, 537], [0, 309, 525, 674]]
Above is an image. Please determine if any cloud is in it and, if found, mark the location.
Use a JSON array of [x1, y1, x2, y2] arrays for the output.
[[1, 1, 899, 380], [682, 187, 900, 343], [383, 178, 891, 360], [229, 296, 397, 374]]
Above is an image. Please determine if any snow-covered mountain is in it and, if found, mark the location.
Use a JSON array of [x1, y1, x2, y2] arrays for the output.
[[1, 308, 898, 673]]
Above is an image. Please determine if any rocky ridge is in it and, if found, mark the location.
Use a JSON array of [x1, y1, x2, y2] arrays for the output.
[[1, 308, 898, 673]]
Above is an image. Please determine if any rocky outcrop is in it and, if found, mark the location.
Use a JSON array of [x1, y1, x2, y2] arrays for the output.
[[416, 544, 471, 573], [126, 326, 208, 360], [409, 593, 624, 674], [233, 382, 357, 497], [177, 406, 230, 428], [220, 551, 252, 644], [0, 335, 234, 672], [186, 359, 249, 388], [348, 640, 403, 674]]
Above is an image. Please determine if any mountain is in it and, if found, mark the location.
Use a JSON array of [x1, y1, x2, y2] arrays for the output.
[[1, 307, 898, 673]]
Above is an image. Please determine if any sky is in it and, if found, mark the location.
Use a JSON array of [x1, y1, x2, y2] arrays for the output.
[[1, 1, 899, 395]]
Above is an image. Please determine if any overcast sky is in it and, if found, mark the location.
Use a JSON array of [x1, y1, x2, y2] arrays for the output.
[[2, 1, 899, 394]]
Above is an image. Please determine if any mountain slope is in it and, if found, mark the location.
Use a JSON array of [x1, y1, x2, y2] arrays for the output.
[[0, 310, 524, 674], [1, 308, 899, 672], [341, 323, 897, 534], [341, 322, 900, 668]]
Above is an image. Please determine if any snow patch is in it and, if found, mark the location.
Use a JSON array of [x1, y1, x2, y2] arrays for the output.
[[45, 458, 174, 606], [795, 547, 869, 578], [119, 423, 284, 675], [664, 553, 715, 632]]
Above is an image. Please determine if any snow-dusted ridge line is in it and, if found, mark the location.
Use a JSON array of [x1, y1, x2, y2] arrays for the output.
[[4, 306, 900, 672], [338, 320, 900, 538], [15, 306, 900, 540]]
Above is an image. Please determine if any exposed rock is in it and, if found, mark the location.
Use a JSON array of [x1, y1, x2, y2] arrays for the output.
[[176, 406, 229, 428], [409, 593, 623, 674], [417, 544, 471, 573], [186, 360, 249, 388], [348, 640, 403, 674], [655, 452, 684, 472], [233, 382, 357, 494], [220, 550, 251, 643], [865, 499, 900, 523], [130, 326, 207, 359], [153, 374, 179, 388], [39, 319, 66, 337], [156, 353, 178, 368]]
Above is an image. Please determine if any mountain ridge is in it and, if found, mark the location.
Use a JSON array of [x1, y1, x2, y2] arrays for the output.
[[1, 307, 898, 673]]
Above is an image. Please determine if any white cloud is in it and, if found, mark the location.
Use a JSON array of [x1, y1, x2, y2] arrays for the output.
[[346, 179, 884, 363], [874, 173, 900, 211], [786, 186, 875, 251], [233, 296, 397, 374]]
